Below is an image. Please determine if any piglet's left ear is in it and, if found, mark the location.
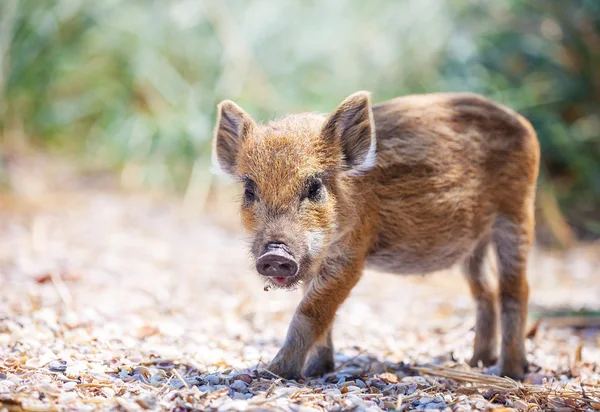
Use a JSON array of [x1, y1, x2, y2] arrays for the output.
[[321, 91, 376, 175]]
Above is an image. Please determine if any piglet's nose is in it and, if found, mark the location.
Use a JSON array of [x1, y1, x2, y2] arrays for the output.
[[256, 244, 298, 278]]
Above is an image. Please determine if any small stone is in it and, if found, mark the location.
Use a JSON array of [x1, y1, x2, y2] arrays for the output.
[[355, 379, 366, 388], [234, 373, 252, 384], [2, 357, 18, 368], [379, 372, 399, 384], [345, 385, 360, 393], [62, 381, 77, 391], [101, 387, 115, 399], [345, 395, 363, 407], [170, 379, 186, 389], [368, 386, 381, 394], [402, 376, 428, 386], [206, 374, 220, 385], [230, 380, 248, 392], [48, 360, 68, 373], [369, 378, 386, 388], [133, 366, 151, 378], [184, 376, 202, 386], [415, 397, 429, 405], [148, 375, 164, 386], [424, 398, 447, 410], [382, 383, 398, 395], [0, 373, 7, 380], [25, 358, 42, 368], [405, 383, 418, 394], [119, 368, 131, 380], [155, 361, 174, 370], [475, 400, 487, 409]]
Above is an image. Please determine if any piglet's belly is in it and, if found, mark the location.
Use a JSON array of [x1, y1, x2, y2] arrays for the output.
[[365, 241, 475, 275]]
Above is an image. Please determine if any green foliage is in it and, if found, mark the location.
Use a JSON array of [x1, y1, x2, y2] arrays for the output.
[[1, 0, 598, 232]]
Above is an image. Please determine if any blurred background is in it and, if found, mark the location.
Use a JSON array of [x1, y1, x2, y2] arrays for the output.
[[1, 0, 599, 244], [0, 3, 599, 409]]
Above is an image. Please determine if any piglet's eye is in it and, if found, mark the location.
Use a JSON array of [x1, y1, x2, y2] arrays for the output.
[[305, 178, 323, 202], [243, 179, 257, 203]]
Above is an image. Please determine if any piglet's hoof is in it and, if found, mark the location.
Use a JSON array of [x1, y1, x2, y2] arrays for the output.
[[486, 359, 529, 381], [303, 358, 335, 377]]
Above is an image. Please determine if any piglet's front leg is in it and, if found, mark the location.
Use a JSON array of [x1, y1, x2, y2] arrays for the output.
[[265, 260, 363, 380]]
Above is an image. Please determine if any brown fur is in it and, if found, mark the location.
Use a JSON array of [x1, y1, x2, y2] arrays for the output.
[[212, 91, 540, 380]]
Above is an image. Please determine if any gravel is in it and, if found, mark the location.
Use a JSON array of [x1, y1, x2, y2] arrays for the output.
[[0, 189, 599, 411]]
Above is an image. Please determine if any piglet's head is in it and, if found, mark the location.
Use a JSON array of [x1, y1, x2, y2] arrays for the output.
[[211, 92, 377, 289]]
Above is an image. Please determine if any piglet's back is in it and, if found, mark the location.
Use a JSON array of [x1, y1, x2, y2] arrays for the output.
[[365, 93, 539, 274]]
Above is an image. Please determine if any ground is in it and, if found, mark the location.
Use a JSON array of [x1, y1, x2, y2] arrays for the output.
[[0, 182, 599, 411]]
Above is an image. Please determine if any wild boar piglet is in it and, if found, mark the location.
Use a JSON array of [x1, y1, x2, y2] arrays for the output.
[[212, 91, 540, 380]]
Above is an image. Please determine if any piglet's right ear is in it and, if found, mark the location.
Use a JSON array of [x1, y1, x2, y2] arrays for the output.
[[211, 100, 255, 176], [322, 91, 376, 176]]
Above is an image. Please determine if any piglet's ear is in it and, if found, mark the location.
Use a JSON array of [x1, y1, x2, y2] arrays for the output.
[[211, 100, 255, 176], [321, 91, 376, 175]]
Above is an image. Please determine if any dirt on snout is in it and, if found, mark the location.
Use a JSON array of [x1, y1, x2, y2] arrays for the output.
[[0, 189, 599, 411]]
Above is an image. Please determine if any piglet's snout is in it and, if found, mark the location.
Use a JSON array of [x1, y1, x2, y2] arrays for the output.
[[256, 243, 298, 278]]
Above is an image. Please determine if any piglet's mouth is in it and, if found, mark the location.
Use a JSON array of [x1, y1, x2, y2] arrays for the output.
[[265, 274, 301, 290], [273, 276, 290, 286]]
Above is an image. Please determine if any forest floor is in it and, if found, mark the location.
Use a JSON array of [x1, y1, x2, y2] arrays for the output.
[[0, 161, 599, 411]]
